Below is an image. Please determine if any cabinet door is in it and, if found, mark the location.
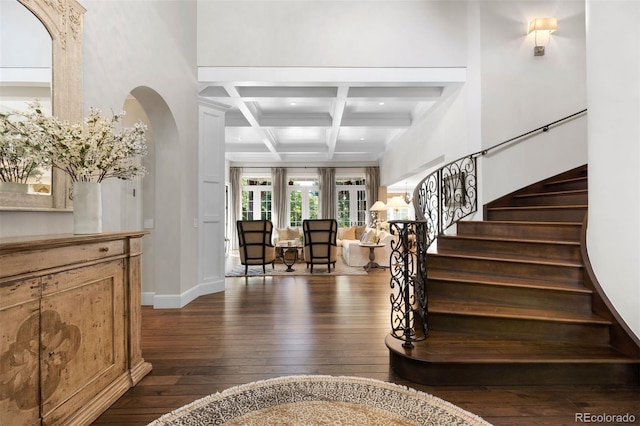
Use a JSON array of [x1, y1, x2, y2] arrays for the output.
[[0, 278, 41, 426], [40, 259, 126, 425]]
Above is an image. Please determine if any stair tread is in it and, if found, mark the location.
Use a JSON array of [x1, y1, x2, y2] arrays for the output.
[[385, 333, 635, 363], [428, 271, 593, 294], [430, 251, 583, 268], [429, 297, 610, 325]]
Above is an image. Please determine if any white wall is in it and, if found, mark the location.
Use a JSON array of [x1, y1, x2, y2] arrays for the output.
[[381, 1, 587, 209], [586, 0, 640, 338], [479, 1, 588, 204], [80, 0, 199, 306], [197, 0, 467, 67], [380, 83, 472, 187]]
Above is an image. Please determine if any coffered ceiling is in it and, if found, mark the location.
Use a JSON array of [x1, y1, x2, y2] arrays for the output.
[[198, 67, 465, 168]]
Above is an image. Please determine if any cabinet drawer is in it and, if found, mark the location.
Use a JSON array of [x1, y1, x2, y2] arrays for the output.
[[0, 240, 125, 278]]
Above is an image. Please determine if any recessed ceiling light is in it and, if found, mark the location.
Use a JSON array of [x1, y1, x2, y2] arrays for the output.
[[290, 102, 297, 106], [360, 137, 365, 141], [378, 102, 385, 106]]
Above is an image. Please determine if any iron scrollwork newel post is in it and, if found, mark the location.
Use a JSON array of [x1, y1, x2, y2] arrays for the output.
[[389, 220, 429, 348]]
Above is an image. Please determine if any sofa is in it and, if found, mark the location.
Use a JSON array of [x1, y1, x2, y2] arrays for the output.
[[337, 225, 395, 268]]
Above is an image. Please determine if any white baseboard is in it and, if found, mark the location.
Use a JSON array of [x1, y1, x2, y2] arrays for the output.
[[141, 279, 225, 309], [141, 292, 155, 306]]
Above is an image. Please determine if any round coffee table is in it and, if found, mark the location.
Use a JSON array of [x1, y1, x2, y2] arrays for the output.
[[359, 243, 385, 272]]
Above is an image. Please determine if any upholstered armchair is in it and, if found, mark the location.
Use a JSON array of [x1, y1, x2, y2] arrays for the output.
[[236, 220, 276, 275], [302, 219, 339, 273]]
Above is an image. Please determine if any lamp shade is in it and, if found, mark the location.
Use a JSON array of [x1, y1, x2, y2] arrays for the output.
[[386, 196, 409, 209], [369, 201, 387, 211], [528, 17, 557, 34]]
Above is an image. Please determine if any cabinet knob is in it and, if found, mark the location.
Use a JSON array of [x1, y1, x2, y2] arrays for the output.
[[49, 351, 55, 357], [99, 246, 109, 252]]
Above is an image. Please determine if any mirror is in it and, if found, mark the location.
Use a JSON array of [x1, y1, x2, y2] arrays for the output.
[[0, 0, 85, 210], [0, 0, 53, 196]]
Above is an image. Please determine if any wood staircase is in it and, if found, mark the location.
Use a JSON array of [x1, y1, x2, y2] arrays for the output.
[[386, 165, 640, 385]]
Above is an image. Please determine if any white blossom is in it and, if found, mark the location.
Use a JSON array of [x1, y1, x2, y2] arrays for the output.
[[0, 102, 148, 183]]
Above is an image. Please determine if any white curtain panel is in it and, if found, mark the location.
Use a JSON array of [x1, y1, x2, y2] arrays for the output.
[[365, 166, 380, 224], [318, 167, 336, 219], [230, 167, 242, 249], [271, 167, 288, 228]]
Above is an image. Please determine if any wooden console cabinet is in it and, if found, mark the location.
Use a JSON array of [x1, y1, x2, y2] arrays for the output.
[[0, 232, 152, 425]]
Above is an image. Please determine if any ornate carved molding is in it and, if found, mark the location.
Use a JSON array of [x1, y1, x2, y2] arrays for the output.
[[19, 0, 85, 50]]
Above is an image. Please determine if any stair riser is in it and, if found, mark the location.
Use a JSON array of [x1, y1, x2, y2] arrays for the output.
[[513, 192, 588, 207], [543, 179, 588, 192], [428, 280, 593, 313], [457, 221, 581, 241], [429, 313, 609, 345], [487, 208, 587, 222], [388, 353, 639, 386], [429, 256, 583, 284], [437, 237, 581, 263]]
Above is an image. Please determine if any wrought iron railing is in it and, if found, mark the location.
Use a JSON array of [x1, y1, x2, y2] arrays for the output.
[[389, 109, 587, 347], [389, 221, 429, 347], [414, 156, 479, 242]]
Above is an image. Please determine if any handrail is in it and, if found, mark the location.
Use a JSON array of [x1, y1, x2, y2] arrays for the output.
[[473, 109, 587, 158], [389, 108, 588, 348]]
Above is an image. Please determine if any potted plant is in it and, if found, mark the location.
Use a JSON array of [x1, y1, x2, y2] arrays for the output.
[[5, 101, 148, 233]]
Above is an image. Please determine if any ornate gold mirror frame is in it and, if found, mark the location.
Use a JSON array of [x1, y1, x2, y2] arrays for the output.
[[1, 0, 85, 209]]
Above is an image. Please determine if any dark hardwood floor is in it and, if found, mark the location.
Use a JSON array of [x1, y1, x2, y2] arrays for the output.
[[95, 267, 639, 425]]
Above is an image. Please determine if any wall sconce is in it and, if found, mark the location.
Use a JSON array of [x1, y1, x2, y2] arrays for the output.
[[528, 17, 557, 56]]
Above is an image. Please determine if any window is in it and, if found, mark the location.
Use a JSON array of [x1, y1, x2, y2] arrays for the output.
[[241, 178, 272, 221], [288, 178, 318, 227], [336, 178, 366, 227]]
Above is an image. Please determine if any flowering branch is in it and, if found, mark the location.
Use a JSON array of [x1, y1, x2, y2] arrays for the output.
[[2, 102, 148, 183]]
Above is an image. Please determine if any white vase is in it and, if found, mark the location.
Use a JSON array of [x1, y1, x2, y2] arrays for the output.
[[73, 182, 102, 234]]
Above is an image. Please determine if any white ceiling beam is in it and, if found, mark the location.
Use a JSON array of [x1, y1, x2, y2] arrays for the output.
[[199, 67, 467, 84], [223, 83, 281, 161], [236, 86, 337, 98], [225, 143, 271, 153], [347, 86, 443, 98], [327, 86, 349, 160]]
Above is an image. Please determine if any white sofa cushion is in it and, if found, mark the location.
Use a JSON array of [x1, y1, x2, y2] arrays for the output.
[[341, 229, 395, 267]]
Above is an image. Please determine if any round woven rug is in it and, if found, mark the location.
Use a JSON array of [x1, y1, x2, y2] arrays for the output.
[[148, 375, 492, 426]]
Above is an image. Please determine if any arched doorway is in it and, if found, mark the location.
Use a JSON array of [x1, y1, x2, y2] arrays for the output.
[[121, 86, 181, 303]]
